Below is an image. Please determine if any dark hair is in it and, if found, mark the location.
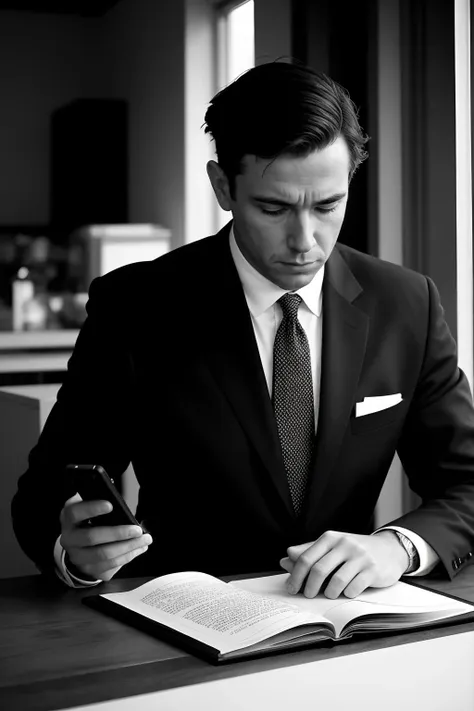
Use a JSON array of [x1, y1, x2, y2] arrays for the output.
[[203, 60, 369, 198]]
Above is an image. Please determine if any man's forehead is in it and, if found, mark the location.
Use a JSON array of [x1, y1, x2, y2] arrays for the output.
[[240, 140, 350, 183], [238, 151, 349, 204]]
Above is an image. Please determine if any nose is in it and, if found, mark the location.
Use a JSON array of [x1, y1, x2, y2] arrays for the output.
[[287, 214, 316, 254]]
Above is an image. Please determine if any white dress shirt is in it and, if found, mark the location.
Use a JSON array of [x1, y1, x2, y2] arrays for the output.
[[54, 536, 100, 587], [55, 228, 438, 587]]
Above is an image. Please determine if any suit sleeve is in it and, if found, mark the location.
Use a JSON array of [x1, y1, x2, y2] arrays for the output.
[[393, 276, 474, 578], [11, 274, 135, 576]]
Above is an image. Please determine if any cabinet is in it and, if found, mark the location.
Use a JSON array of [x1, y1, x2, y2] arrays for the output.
[[0, 385, 58, 577], [50, 98, 128, 232], [0, 384, 138, 578]]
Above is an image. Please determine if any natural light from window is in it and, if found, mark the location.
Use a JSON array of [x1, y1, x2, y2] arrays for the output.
[[216, 1, 255, 230], [227, 1, 255, 84], [454, 0, 473, 394]]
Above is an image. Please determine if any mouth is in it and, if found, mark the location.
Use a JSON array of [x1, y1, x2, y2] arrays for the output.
[[281, 261, 318, 269]]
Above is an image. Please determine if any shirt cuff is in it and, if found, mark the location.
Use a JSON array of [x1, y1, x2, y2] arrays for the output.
[[53, 536, 101, 588], [373, 525, 439, 576]]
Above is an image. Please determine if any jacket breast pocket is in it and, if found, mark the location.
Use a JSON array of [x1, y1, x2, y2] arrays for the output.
[[350, 400, 407, 435]]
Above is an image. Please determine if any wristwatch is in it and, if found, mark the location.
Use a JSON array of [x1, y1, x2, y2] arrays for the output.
[[392, 531, 420, 574]]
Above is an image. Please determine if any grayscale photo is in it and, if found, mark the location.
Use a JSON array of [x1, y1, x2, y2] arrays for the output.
[[1, 1, 474, 709]]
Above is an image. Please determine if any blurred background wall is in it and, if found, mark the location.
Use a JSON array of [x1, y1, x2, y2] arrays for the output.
[[0, 0, 472, 529], [0, 0, 185, 246]]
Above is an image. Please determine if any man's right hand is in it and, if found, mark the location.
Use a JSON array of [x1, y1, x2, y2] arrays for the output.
[[59, 495, 153, 581]]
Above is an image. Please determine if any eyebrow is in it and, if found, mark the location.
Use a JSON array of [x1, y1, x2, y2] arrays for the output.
[[252, 192, 347, 207]]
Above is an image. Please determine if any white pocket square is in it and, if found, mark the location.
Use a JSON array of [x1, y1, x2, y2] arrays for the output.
[[355, 393, 403, 418]]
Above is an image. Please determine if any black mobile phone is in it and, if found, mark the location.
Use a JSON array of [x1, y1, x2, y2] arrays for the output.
[[67, 464, 145, 530]]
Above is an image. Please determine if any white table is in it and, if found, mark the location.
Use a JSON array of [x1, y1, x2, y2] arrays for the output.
[[70, 631, 474, 711]]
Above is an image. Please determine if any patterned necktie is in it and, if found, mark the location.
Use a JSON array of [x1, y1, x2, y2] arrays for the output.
[[272, 293, 315, 516]]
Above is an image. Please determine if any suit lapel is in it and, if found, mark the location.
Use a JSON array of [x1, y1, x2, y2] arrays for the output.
[[303, 247, 369, 529], [203, 231, 369, 528], [205, 229, 295, 522]]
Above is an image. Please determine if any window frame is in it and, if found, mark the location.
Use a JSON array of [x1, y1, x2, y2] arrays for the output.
[[214, 0, 254, 90]]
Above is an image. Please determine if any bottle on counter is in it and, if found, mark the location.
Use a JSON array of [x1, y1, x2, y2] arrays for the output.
[[13, 236, 56, 331], [12, 266, 34, 331], [22, 292, 50, 331]]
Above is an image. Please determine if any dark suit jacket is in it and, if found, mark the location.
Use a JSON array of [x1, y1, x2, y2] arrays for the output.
[[11, 223, 474, 580]]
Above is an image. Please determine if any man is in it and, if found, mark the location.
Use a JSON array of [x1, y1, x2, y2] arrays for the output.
[[12, 62, 474, 599]]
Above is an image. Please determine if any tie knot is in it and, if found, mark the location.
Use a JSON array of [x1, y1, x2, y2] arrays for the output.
[[278, 293, 302, 320]]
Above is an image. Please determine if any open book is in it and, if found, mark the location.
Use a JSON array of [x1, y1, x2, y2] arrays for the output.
[[84, 572, 474, 663]]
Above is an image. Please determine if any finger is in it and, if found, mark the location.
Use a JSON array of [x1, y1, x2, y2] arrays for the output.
[[300, 551, 348, 598], [81, 544, 150, 579], [61, 524, 146, 549], [59, 495, 81, 529], [343, 570, 375, 599], [286, 541, 317, 562], [70, 533, 153, 568], [279, 557, 294, 573], [61, 499, 113, 528], [287, 534, 337, 594], [319, 560, 365, 599]]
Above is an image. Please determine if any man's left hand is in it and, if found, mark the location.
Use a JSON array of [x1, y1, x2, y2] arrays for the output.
[[280, 530, 409, 599]]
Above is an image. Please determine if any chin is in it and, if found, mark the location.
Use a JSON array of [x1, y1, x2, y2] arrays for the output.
[[276, 273, 317, 291]]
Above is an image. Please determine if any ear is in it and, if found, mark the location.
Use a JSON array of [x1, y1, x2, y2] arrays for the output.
[[206, 160, 232, 211]]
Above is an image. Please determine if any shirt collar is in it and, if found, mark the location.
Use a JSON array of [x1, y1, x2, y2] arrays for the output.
[[229, 224, 324, 318]]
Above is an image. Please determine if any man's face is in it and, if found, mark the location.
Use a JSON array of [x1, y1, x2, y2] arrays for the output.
[[209, 137, 351, 290]]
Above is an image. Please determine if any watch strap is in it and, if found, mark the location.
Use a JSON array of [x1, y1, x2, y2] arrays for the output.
[[393, 531, 420, 573]]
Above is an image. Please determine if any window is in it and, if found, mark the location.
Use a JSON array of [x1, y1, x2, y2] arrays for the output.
[[217, 0, 255, 90], [454, 0, 473, 392], [215, 1, 255, 229]]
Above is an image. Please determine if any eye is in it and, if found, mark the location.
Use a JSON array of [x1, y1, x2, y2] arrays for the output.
[[259, 203, 339, 217], [318, 205, 338, 214], [260, 207, 287, 216]]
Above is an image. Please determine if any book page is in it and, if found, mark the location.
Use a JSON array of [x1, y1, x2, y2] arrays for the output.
[[326, 581, 473, 637], [100, 572, 330, 654], [232, 574, 473, 638], [231, 573, 347, 617]]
